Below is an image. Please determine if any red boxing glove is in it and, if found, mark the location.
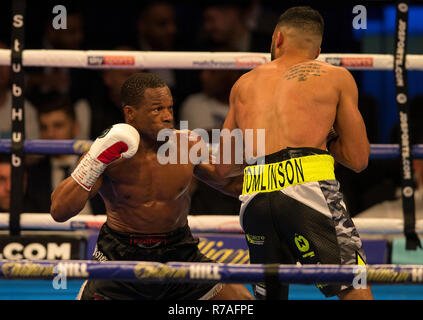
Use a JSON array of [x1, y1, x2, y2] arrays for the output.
[[71, 123, 140, 191]]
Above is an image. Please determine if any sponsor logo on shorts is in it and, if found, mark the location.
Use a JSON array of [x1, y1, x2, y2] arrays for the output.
[[245, 234, 265, 245], [294, 233, 315, 258], [130, 236, 166, 248], [92, 245, 108, 262]]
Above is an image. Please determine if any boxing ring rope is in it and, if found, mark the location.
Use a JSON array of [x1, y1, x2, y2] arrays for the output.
[[1, 139, 423, 158], [1, 259, 423, 284], [1, 49, 423, 70], [0, 213, 422, 235]]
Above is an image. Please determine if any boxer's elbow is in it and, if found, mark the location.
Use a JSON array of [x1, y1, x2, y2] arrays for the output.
[[349, 145, 370, 173], [50, 191, 79, 223], [351, 157, 368, 173], [50, 200, 70, 223]]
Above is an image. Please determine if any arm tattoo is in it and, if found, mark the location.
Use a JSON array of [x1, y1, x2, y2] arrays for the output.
[[284, 63, 327, 82]]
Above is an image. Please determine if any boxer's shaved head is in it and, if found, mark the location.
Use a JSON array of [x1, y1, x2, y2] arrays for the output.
[[271, 6, 324, 60]]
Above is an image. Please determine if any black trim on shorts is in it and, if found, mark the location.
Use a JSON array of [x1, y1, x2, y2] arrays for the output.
[[80, 223, 219, 300]]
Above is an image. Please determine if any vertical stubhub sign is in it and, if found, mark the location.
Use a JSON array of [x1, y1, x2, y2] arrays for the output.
[[10, 0, 26, 236]]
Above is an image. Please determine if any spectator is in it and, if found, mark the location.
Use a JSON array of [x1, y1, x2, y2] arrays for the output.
[[26, 8, 93, 104], [136, 0, 177, 87], [0, 154, 35, 212], [180, 69, 244, 215], [199, 1, 270, 52], [25, 94, 105, 214], [180, 69, 243, 134], [135, 1, 199, 121], [0, 41, 39, 139], [0, 156, 12, 212]]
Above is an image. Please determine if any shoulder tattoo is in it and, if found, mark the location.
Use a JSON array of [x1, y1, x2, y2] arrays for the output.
[[284, 62, 327, 82]]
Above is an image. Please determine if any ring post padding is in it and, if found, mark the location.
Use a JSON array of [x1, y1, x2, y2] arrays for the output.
[[9, 0, 27, 236]]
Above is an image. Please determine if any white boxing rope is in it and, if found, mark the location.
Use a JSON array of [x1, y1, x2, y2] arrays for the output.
[[0, 49, 423, 70], [0, 213, 422, 235]]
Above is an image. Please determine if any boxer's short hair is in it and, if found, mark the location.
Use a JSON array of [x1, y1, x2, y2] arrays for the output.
[[277, 6, 324, 38], [120, 72, 167, 109]]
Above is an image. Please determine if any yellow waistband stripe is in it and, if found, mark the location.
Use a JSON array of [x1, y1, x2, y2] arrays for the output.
[[242, 154, 335, 195]]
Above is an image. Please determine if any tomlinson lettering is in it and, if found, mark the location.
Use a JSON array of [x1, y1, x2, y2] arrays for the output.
[[243, 159, 304, 194], [242, 154, 335, 195]]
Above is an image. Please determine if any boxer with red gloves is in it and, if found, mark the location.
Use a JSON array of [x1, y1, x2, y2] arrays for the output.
[[50, 72, 252, 300]]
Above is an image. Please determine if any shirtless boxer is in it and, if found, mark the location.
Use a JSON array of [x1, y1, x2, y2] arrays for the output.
[[215, 6, 373, 300], [50, 72, 252, 300]]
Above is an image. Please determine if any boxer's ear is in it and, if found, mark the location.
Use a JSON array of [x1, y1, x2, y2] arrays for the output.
[[123, 105, 135, 123], [276, 31, 284, 49]]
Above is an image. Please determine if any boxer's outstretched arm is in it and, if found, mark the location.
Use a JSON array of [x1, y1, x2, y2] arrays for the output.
[[190, 131, 243, 197], [328, 68, 370, 172], [50, 174, 102, 222], [215, 80, 245, 179], [194, 162, 243, 198]]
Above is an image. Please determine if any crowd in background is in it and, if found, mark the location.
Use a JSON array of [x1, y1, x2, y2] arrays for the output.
[[0, 0, 422, 219]]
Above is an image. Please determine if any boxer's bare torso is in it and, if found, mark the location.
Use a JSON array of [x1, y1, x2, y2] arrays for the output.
[[95, 131, 197, 234], [230, 59, 343, 155], [219, 58, 369, 174]]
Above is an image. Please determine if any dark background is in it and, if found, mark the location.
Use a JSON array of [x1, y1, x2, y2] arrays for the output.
[[1, 0, 423, 216]]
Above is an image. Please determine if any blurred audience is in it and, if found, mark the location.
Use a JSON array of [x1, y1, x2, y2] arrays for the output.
[[75, 45, 142, 139], [135, 1, 201, 121], [199, 1, 270, 52], [0, 154, 35, 212], [180, 69, 244, 215], [26, 8, 94, 104], [137, 0, 177, 88], [180, 69, 243, 133], [0, 41, 39, 139], [25, 94, 105, 214]]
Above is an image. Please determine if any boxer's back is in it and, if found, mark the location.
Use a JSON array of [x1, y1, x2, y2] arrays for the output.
[[232, 59, 344, 157]]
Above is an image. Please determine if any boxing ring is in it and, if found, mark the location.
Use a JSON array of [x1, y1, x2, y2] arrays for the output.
[[1, 0, 423, 301]]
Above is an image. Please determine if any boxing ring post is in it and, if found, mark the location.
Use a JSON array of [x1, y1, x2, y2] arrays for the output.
[[9, 0, 26, 237]]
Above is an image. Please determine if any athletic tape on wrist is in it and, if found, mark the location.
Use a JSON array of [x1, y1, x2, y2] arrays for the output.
[[71, 153, 107, 191]]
